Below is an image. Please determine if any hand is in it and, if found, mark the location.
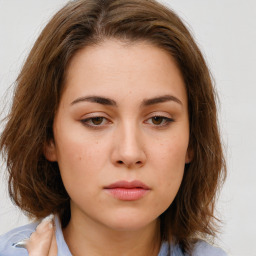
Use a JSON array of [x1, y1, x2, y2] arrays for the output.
[[26, 215, 58, 256]]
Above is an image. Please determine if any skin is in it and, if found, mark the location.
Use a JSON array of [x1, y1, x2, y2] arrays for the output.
[[26, 218, 57, 256], [42, 39, 192, 256]]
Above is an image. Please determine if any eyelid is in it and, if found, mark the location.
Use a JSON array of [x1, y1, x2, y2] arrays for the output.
[[79, 111, 112, 120], [145, 111, 174, 120], [79, 112, 174, 129], [144, 112, 175, 127], [145, 116, 174, 124], [80, 117, 111, 129], [80, 112, 112, 129]]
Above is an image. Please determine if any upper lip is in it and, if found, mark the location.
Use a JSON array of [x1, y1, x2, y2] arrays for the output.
[[104, 180, 150, 190]]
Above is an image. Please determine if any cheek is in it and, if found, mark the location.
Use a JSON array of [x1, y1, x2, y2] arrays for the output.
[[54, 130, 109, 190], [55, 124, 106, 164], [149, 134, 188, 204], [150, 133, 189, 171]]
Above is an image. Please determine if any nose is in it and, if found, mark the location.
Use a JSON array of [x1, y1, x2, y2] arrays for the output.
[[111, 122, 146, 169]]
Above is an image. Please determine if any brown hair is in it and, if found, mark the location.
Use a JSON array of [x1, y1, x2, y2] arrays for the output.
[[0, 0, 226, 254]]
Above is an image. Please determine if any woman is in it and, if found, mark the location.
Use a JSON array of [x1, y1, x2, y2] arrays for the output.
[[0, 0, 227, 255]]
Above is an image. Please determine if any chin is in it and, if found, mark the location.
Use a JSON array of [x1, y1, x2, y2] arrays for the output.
[[104, 212, 159, 232]]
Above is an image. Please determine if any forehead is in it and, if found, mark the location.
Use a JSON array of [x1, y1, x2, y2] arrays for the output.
[[62, 39, 187, 107]]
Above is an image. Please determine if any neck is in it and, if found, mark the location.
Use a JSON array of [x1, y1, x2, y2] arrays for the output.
[[63, 211, 161, 256]]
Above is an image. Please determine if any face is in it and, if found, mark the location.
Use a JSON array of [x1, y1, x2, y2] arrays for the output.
[[45, 39, 191, 232]]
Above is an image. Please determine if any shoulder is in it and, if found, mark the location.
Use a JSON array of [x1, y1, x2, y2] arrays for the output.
[[0, 221, 39, 256], [191, 240, 227, 256], [160, 240, 227, 256], [159, 240, 227, 256]]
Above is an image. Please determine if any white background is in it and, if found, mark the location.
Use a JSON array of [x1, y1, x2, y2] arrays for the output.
[[0, 1, 255, 255]]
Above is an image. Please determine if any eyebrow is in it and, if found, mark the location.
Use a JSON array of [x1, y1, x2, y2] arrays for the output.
[[71, 96, 117, 106], [141, 95, 182, 107], [70, 95, 182, 107]]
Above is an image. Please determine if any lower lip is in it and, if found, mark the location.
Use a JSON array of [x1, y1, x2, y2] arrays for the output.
[[105, 188, 149, 201]]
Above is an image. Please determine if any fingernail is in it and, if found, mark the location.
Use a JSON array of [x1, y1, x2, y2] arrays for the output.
[[42, 214, 54, 223], [36, 214, 54, 231], [12, 239, 28, 248]]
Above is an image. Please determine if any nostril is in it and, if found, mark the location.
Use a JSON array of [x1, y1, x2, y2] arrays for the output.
[[115, 159, 144, 167]]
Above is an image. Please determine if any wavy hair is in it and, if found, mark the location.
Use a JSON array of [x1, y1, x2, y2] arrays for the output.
[[0, 0, 226, 254]]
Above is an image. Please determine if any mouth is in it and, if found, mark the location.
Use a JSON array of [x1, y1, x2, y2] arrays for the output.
[[104, 180, 150, 201]]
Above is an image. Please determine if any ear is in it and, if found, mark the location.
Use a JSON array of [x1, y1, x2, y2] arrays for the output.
[[44, 140, 57, 162], [185, 146, 194, 164]]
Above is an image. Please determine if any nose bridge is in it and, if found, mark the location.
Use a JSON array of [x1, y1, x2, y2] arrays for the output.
[[112, 119, 146, 168], [121, 120, 140, 152]]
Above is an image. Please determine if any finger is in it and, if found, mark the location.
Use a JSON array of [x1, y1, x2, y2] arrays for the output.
[[26, 215, 55, 256], [48, 229, 58, 256], [27, 222, 53, 256]]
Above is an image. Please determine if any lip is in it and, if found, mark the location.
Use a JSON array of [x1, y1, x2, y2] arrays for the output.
[[104, 180, 150, 201], [105, 180, 150, 190]]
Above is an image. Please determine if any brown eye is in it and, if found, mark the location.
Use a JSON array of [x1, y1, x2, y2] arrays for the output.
[[91, 117, 104, 125], [81, 116, 109, 128], [145, 116, 174, 127], [151, 116, 164, 125]]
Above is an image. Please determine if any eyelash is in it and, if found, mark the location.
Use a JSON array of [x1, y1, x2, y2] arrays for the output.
[[80, 115, 174, 129], [145, 116, 174, 127]]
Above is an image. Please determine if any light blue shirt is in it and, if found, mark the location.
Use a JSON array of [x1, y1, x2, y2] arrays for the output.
[[0, 215, 227, 255]]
